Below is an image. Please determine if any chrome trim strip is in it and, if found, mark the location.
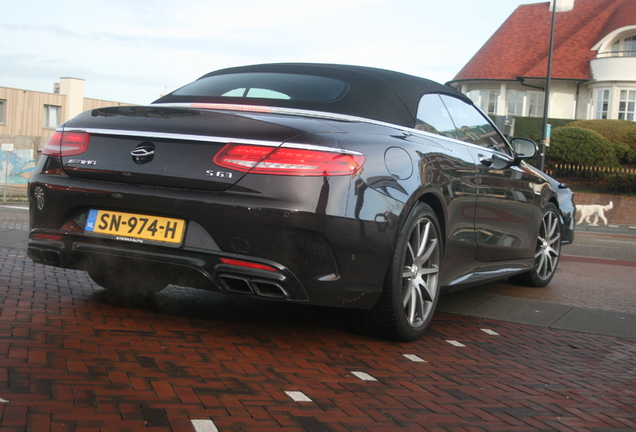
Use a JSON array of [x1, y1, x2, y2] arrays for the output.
[[447, 265, 532, 286], [152, 102, 465, 148], [153, 102, 374, 124], [70, 127, 280, 147], [64, 127, 363, 156], [148, 103, 514, 157], [284, 142, 363, 156]]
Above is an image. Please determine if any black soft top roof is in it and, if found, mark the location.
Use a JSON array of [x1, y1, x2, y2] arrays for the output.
[[154, 63, 472, 128]]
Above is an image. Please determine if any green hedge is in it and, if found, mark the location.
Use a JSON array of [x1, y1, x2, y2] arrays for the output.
[[512, 117, 575, 142], [546, 126, 621, 168], [510, 117, 636, 167], [566, 120, 636, 164]]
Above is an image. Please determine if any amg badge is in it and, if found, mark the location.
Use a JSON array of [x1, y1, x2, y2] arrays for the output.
[[67, 159, 97, 165]]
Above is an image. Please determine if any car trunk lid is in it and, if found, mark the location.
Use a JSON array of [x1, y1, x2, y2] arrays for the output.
[[55, 105, 312, 191]]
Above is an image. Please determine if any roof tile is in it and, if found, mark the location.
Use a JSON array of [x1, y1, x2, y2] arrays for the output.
[[452, 0, 636, 82]]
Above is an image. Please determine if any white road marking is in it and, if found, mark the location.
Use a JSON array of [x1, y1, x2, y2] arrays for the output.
[[403, 354, 426, 362], [564, 254, 625, 259], [446, 340, 466, 347], [0, 206, 28, 210], [481, 329, 499, 336], [191, 419, 219, 432], [351, 371, 377, 381], [285, 391, 312, 402], [572, 245, 618, 249]]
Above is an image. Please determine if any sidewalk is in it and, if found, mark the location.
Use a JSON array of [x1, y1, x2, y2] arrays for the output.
[[437, 255, 636, 340], [575, 223, 636, 235], [440, 223, 636, 339]]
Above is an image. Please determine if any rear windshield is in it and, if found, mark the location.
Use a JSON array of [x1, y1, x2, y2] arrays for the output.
[[172, 72, 349, 102]]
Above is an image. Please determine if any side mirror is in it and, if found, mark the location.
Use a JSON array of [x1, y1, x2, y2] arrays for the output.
[[511, 137, 538, 159]]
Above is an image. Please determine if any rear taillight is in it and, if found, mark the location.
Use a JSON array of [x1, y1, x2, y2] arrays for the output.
[[42, 131, 90, 156], [213, 144, 365, 176]]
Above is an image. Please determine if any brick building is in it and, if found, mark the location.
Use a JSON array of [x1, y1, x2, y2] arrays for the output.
[[0, 77, 133, 147], [0, 78, 133, 186]]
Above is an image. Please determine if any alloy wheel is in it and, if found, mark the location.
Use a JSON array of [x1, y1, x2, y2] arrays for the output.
[[535, 209, 561, 281], [401, 217, 440, 328]]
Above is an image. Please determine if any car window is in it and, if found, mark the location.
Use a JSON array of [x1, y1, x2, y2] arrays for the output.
[[440, 95, 510, 154], [415, 94, 458, 139], [173, 72, 349, 102]]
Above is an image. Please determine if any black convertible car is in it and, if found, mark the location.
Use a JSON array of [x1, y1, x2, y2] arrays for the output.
[[28, 63, 574, 341]]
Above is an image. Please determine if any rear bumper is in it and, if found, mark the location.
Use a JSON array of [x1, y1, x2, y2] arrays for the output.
[[28, 234, 306, 301], [27, 172, 405, 309]]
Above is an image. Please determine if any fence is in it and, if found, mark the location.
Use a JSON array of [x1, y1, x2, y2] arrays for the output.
[[545, 164, 636, 195]]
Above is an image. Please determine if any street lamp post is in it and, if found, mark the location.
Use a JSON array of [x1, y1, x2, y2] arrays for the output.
[[539, 0, 558, 172]]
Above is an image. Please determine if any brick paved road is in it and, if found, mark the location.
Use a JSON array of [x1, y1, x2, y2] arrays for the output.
[[1, 247, 635, 431], [1, 206, 635, 431]]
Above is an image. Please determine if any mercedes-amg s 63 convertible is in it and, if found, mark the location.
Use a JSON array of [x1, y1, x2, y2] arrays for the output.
[[28, 63, 574, 341]]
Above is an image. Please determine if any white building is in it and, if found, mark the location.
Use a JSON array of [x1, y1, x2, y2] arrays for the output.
[[447, 0, 636, 122]]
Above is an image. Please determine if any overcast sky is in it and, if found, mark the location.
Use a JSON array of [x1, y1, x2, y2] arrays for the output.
[[1, 0, 538, 105]]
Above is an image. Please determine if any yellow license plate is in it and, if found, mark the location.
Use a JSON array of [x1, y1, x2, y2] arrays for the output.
[[85, 209, 186, 246]]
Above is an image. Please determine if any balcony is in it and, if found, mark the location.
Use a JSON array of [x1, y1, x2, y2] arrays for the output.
[[591, 52, 636, 81]]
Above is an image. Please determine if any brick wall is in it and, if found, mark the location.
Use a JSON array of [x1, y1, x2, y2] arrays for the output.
[[574, 192, 636, 226]]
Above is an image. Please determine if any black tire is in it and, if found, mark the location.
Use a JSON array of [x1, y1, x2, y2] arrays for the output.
[[509, 203, 562, 287], [88, 260, 168, 306], [365, 203, 442, 341]]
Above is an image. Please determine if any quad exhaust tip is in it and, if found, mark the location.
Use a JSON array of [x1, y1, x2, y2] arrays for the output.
[[218, 274, 290, 299], [28, 248, 61, 266]]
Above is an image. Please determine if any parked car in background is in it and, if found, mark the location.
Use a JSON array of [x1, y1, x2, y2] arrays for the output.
[[27, 63, 573, 341]]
